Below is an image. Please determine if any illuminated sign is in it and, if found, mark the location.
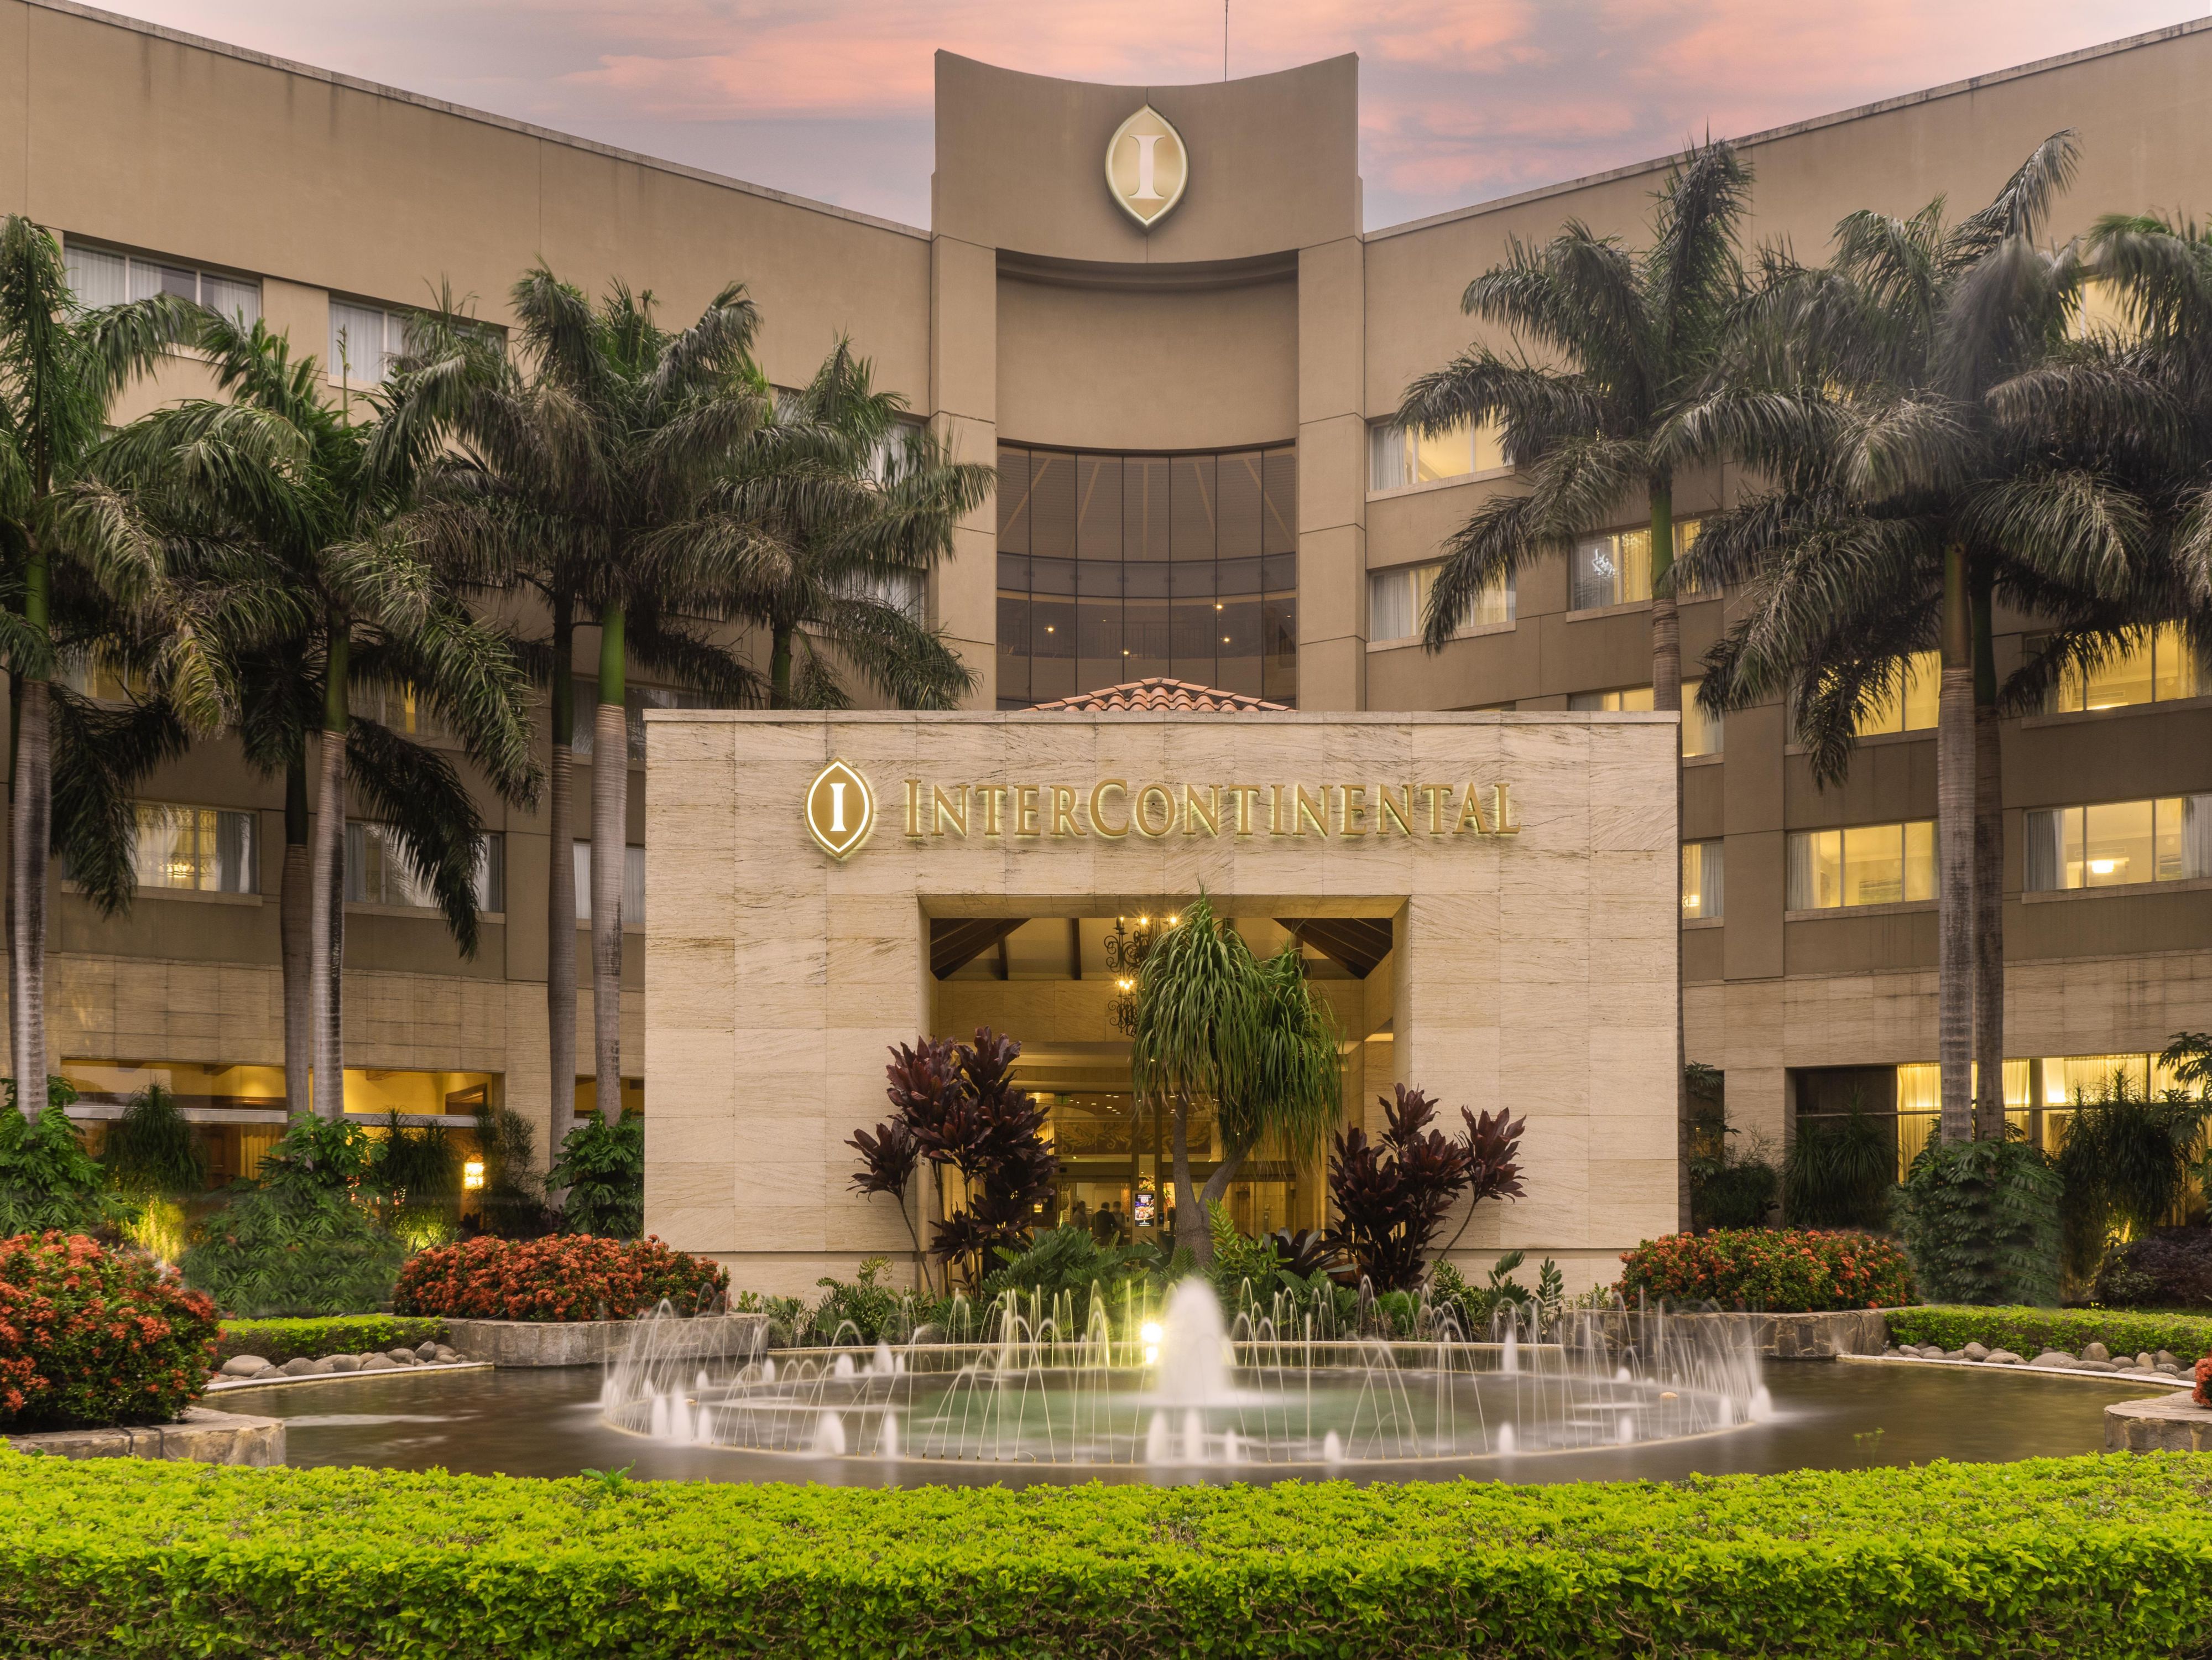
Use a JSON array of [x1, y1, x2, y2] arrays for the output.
[[1105, 105, 1188, 229], [803, 758, 877, 860]]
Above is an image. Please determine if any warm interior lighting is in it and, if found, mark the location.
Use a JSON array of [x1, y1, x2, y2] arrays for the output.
[[463, 1161, 485, 1190], [1167, 914, 1180, 925], [2090, 858, 2121, 875]]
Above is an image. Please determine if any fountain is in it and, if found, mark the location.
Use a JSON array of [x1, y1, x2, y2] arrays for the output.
[[598, 1276, 1769, 1472]]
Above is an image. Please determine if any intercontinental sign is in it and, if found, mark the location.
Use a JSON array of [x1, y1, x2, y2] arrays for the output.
[[805, 760, 1519, 861]]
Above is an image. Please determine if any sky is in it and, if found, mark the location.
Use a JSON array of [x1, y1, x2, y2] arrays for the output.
[[113, 1, 2207, 230]]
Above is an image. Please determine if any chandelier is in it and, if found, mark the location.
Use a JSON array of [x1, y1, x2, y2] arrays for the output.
[[1104, 909, 1179, 1036]]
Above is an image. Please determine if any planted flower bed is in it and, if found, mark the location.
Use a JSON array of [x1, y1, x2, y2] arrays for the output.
[[393, 1235, 727, 1322], [1617, 1228, 1916, 1312]]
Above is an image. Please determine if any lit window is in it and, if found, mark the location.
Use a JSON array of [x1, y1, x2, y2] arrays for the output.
[[127, 804, 258, 894], [1572, 518, 1703, 611], [1786, 821, 1937, 910], [59, 654, 149, 703], [572, 680, 719, 762], [1682, 841, 1724, 920], [2023, 795, 2212, 891], [2034, 625, 2206, 715], [347, 824, 505, 912], [1852, 651, 1940, 736], [1568, 686, 1655, 714], [572, 842, 647, 927], [1682, 679, 1723, 757], [62, 238, 260, 324], [1368, 562, 1513, 642], [357, 681, 448, 741], [1368, 418, 1508, 490]]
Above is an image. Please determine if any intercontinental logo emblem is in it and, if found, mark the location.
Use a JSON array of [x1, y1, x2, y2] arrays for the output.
[[1104, 105, 1188, 229], [803, 758, 877, 860]]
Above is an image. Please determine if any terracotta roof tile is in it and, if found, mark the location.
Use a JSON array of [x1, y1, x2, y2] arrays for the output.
[[1025, 677, 1290, 714]]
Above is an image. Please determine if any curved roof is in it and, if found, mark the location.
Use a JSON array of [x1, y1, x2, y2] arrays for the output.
[[1025, 677, 1290, 713]]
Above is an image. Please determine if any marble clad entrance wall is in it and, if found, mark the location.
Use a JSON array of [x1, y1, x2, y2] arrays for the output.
[[644, 709, 1678, 1293]]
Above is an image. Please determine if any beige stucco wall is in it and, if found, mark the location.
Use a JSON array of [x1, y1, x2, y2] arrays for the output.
[[644, 708, 1678, 1294]]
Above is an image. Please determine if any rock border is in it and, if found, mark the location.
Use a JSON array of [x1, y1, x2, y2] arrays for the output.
[[439, 1312, 768, 1367], [1842, 1354, 2184, 1384], [207, 1361, 493, 1394], [1667, 1309, 1891, 1359], [4, 1405, 283, 1465], [2106, 1390, 2212, 1451]]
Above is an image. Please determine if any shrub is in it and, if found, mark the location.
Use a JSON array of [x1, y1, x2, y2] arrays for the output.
[[1202, 1203, 1281, 1309], [1686, 1064, 1778, 1230], [2093, 1225, 2212, 1309], [885, 1029, 1057, 1283], [100, 1084, 207, 1199], [1328, 1084, 1525, 1291], [1896, 1138, 2062, 1307], [467, 1105, 561, 1240], [804, 1258, 904, 1345], [1886, 1304, 2212, 1362], [1616, 1228, 1915, 1311], [980, 1225, 1149, 1310], [2055, 1076, 2210, 1285], [369, 1112, 461, 1251], [1432, 1251, 1566, 1337], [1783, 1104, 1896, 1228], [547, 1115, 643, 1240], [213, 1316, 448, 1367], [392, 1235, 727, 1321], [0, 1232, 218, 1430], [0, 1088, 126, 1239], [6, 1457, 2212, 1656]]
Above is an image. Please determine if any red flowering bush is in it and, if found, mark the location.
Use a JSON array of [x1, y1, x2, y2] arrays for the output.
[[393, 1235, 728, 1322], [1616, 1228, 1916, 1312], [2195, 1356, 2210, 1409], [0, 1231, 219, 1430]]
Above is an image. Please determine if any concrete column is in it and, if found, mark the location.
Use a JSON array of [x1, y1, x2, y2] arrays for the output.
[[1296, 237, 1366, 711]]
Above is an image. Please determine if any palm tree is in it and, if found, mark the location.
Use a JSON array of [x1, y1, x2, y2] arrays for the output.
[[701, 341, 983, 710], [1676, 132, 2187, 1143], [1128, 894, 1341, 1264], [0, 215, 235, 1110]]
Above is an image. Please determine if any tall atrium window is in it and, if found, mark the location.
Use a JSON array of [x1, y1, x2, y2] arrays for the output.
[[1851, 651, 1939, 735], [1682, 841, 1724, 920], [348, 824, 505, 912], [62, 238, 259, 324], [1368, 561, 1512, 642], [2032, 625, 2207, 714], [1786, 821, 1936, 909], [128, 804, 257, 894], [1368, 418, 1507, 490], [995, 444, 1296, 707], [2023, 795, 2212, 890], [1571, 519, 1702, 611]]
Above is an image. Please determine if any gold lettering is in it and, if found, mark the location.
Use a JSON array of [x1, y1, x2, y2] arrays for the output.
[[1376, 784, 1415, 836], [1269, 784, 1292, 836], [904, 778, 925, 838], [1227, 784, 1264, 835], [1183, 785, 1221, 837], [1089, 779, 1129, 839], [1418, 783, 1449, 835], [1134, 783, 1175, 839], [1492, 782, 1521, 835], [1048, 785, 1083, 837], [1295, 785, 1330, 837], [932, 783, 970, 837], [1013, 784, 1041, 837], [1453, 783, 1489, 835], [1336, 784, 1366, 836], [974, 784, 1009, 836]]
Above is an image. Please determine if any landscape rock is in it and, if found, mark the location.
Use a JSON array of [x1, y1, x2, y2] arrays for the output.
[[2157, 1351, 2180, 1368], [327, 1355, 361, 1373], [415, 1341, 440, 1361], [1943, 1349, 1968, 1361], [2075, 1359, 2118, 1372], [309, 1357, 337, 1374], [2084, 1341, 2111, 1363], [361, 1355, 398, 1371], [1986, 1350, 2023, 1365], [385, 1349, 419, 1365], [2158, 1362, 2183, 1376], [432, 1345, 459, 1362], [279, 1358, 318, 1376], [2137, 1353, 2156, 1371], [1963, 1342, 1990, 1361], [221, 1355, 271, 1378], [2031, 1351, 2078, 1368]]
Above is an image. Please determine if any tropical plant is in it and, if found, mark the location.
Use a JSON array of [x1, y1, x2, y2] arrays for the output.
[[846, 1116, 924, 1287], [368, 1111, 461, 1250], [547, 1113, 644, 1239], [1326, 1084, 1526, 1292], [1784, 1103, 1897, 1229], [1894, 1138, 2063, 1307], [0, 1231, 218, 1429], [101, 1083, 207, 1199], [1431, 1250, 1567, 1337], [0, 1082, 119, 1237], [882, 1028, 1057, 1285], [2052, 1074, 2211, 1286], [1687, 1071, 1778, 1232], [2092, 1227, 2212, 1309], [807, 1257, 905, 1345], [1201, 1202, 1283, 1308], [469, 1102, 560, 1240]]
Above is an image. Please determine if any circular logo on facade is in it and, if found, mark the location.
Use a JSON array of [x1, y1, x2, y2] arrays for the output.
[[804, 758, 875, 860], [1104, 105, 1188, 230]]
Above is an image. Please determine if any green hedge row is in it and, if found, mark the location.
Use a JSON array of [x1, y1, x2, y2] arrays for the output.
[[1888, 1305, 2212, 1360], [213, 1316, 447, 1366], [3, 1453, 2212, 1657]]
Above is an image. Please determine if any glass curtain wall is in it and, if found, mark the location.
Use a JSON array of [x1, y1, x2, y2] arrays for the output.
[[995, 444, 1297, 707]]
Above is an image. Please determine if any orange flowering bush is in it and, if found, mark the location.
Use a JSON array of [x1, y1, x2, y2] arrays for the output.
[[392, 1235, 728, 1321], [1616, 1228, 1916, 1312], [0, 1231, 219, 1429]]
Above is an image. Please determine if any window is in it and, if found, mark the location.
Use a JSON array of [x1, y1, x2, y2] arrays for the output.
[[2034, 625, 2207, 715], [1571, 518, 1703, 611], [1368, 418, 1507, 491], [62, 239, 259, 323], [839, 566, 925, 622], [1568, 686, 1655, 714], [1853, 651, 1939, 736], [1368, 562, 1512, 642], [1787, 820, 1937, 909], [2023, 795, 2212, 891], [329, 300, 409, 385], [572, 842, 647, 927], [571, 681, 720, 762], [357, 682, 447, 740], [1682, 841, 1724, 920], [347, 823, 505, 912], [128, 804, 257, 894], [59, 654, 148, 703], [1567, 682, 1720, 755], [996, 444, 1296, 708]]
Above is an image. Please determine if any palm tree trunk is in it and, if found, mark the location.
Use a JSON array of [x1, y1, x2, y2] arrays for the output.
[[1971, 579, 2006, 1143], [591, 604, 627, 1126], [1648, 477, 1694, 1229], [1171, 1092, 1208, 1263], [309, 624, 349, 1122], [770, 625, 793, 709], [8, 675, 48, 1120], [546, 595, 577, 1169], [280, 756, 312, 1115], [1936, 543, 1975, 1144]]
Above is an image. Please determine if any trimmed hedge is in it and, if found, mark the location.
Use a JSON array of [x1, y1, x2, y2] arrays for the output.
[[2, 1455, 2212, 1656], [1616, 1228, 1916, 1312], [214, 1316, 448, 1367], [1888, 1304, 2212, 1361]]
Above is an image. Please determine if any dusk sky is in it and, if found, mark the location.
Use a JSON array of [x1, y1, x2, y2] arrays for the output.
[[116, 1, 2204, 228]]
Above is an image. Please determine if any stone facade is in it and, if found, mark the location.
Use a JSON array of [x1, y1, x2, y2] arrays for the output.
[[645, 707, 1678, 1293], [441, 1313, 769, 1367], [2105, 1391, 2212, 1452], [4, 1406, 284, 1464]]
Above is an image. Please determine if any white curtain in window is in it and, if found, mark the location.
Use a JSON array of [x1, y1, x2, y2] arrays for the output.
[[200, 273, 260, 324], [63, 243, 127, 308], [2185, 795, 2212, 880], [1368, 569, 1413, 642], [1368, 425, 1411, 492], [571, 841, 646, 925], [330, 301, 389, 383], [2022, 808, 2064, 892], [215, 810, 257, 894], [1572, 539, 1618, 610]]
